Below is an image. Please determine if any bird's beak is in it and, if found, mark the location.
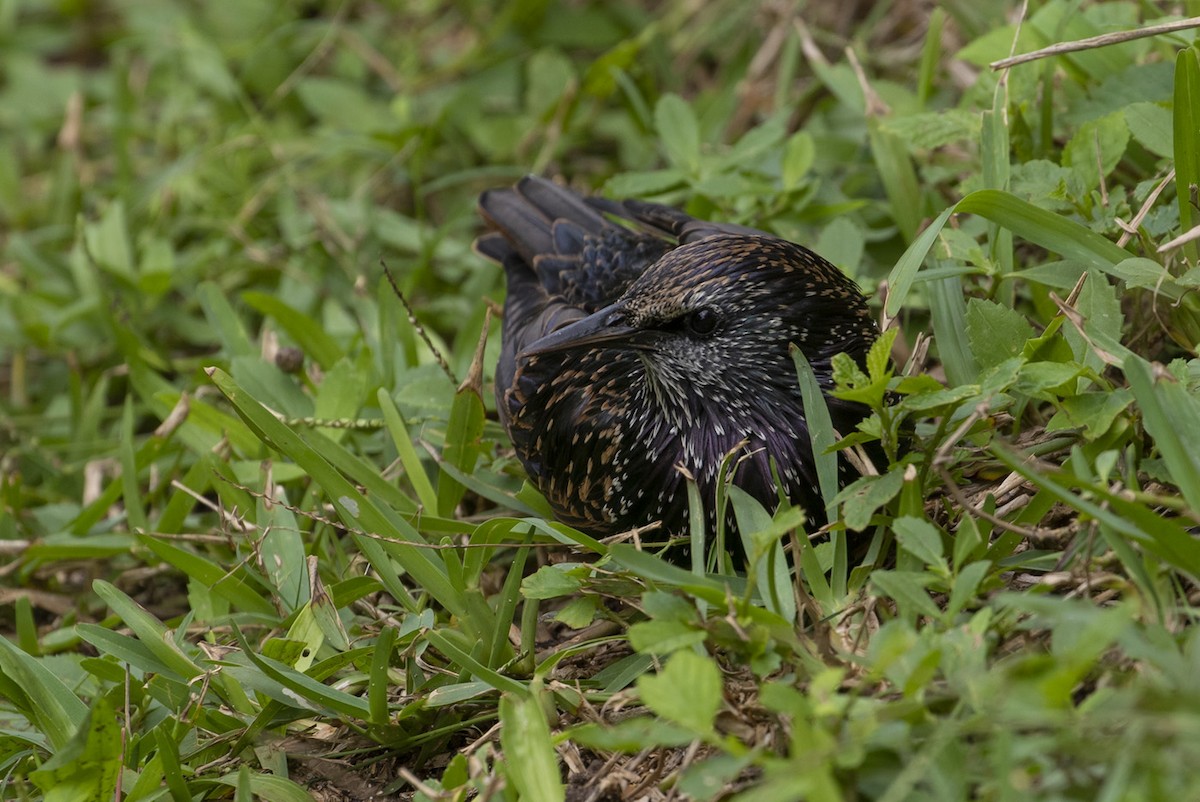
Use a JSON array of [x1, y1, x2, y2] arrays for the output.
[[524, 304, 637, 356]]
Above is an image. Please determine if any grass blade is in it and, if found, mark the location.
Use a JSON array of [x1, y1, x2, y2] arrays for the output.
[[208, 367, 468, 620], [1123, 356, 1200, 514], [1173, 48, 1200, 266], [868, 118, 923, 243], [0, 637, 88, 750], [378, 388, 439, 511], [884, 206, 954, 319], [954, 189, 1130, 266], [93, 580, 204, 681], [991, 443, 1200, 580], [887, 189, 1131, 319], [793, 347, 838, 520], [241, 291, 343, 370], [929, 275, 979, 385], [917, 8, 945, 109], [137, 534, 276, 616], [500, 693, 567, 802]]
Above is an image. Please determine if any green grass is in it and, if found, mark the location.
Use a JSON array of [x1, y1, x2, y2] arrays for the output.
[[3, 1, 1200, 799]]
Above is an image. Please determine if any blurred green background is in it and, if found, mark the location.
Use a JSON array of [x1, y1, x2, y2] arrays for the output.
[[6, 1, 1200, 799]]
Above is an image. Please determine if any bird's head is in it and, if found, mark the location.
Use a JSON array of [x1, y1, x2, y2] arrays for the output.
[[524, 234, 875, 421]]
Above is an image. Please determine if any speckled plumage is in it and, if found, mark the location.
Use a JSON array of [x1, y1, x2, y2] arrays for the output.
[[477, 176, 877, 541]]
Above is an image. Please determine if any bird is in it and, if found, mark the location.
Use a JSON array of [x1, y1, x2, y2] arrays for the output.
[[476, 175, 878, 548]]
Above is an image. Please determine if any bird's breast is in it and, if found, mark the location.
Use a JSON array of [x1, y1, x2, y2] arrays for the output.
[[510, 350, 818, 535]]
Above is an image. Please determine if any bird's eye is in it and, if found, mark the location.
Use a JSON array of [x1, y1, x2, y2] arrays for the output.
[[686, 307, 720, 337]]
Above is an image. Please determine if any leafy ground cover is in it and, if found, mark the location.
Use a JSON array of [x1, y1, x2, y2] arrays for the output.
[[3, 1, 1200, 799]]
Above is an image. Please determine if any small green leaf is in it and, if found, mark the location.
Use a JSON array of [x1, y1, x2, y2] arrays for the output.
[[258, 489, 309, 613], [285, 604, 329, 668], [781, 130, 816, 189], [1046, 389, 1132, 438], [628, 619, 707, 656], [368, 626, 396, 726], [569, 717, 695, 751], [84, 200, 134, 278], [815, 217, 863, 277], [1068, 270, 1124, 373], [893, 517, 949, 574], [723, 115, 787, 166], [965, 298, 1035, 370], [555, 596, 600, 629], [1124, 102, 1173, 158], [1016, 361, 1084, 397], [947, 561, 992, 618], [1062, 111, 1128, 191], [870, 570, 941, 620], [1108, 258, 1186, 300], [678, 753, 755, 800], [525, 49, 575, 114], [655, 93, 701, 172], [522, 564, 584, 600], [882, 109, 979, 150], [836, 468, 905, 532], [867, 327, 898, 383], [605, 168, 687, 197], [295, 76, 388, 132], [637, 650, 722, 737]]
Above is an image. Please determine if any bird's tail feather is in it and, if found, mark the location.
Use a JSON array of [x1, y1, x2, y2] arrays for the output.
[[477, 176, 610, 266], [590, 196, 768, 243]]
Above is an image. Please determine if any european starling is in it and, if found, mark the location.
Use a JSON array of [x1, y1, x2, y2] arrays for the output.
[[477, 176, 877, 543]]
